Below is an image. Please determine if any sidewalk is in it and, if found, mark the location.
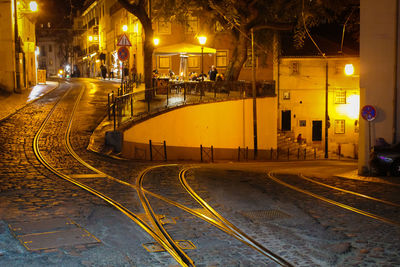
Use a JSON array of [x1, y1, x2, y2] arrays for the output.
[[0, 81, 59, 121]]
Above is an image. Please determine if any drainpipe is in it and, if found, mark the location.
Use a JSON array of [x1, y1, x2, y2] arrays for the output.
[[393, 0, 399, 144], [13, 0, 21, 93]]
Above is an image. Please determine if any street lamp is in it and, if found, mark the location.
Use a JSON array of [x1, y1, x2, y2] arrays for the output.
[[344, 64, 354, 76], [198, 36, 207, 81], [122, 25, 128, 32]]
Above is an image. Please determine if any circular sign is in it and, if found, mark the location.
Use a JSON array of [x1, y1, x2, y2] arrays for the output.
[[361, 105, 377, 121], [117, 46, 129, 61]]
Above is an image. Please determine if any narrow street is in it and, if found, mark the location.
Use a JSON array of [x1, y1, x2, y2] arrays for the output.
[[0, 79, 399, 266]]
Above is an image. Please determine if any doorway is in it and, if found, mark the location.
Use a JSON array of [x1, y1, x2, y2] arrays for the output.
[[312, 120, 322, 141], [281, 110, 291, 131]]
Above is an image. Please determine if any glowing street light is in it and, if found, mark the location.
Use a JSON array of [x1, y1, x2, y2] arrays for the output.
[[88, 35, 93, 42], [153, 37, 160, 46], [344, 64, 354, 76], [29, 1, 38, 12], [197, 36, 207, 81], [122, 25, 128, 32]]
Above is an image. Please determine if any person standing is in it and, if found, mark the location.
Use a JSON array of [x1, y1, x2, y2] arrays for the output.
[[208, 65, 218, 81], [100, 64, 107, 79]]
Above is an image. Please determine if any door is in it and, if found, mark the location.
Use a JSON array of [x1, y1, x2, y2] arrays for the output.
[[312, 120, 322, 141], [281, 110, 291, 131]]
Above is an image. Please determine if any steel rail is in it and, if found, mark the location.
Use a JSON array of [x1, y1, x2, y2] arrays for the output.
[[267, 172, 400, 227], [179, 168, 293, 267], [32, 83, 189, 266], [299, 174, 400, 208], [136, 165, 195, 267]]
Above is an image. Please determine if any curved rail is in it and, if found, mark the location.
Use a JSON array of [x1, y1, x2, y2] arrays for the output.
[[267, 172, 400, 227], [179, 168, 293, 267], [136, 166, 195, 267], [32, 83, 190, 266], [299, 174, 400, 208]]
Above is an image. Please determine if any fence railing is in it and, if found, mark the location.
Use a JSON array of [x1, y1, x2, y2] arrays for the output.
[[107, 80, 275, 130]]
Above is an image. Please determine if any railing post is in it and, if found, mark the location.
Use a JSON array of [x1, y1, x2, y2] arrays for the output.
[[277, 148, 279, 160], [270, 148, 273, 160], [113, 101, 116, 131], [314, 148, 316, 159], [298, 148, 300, 160], [238, 146, 240, 161], [211, 145, 214, 162], [163, 140, 167, 161], [149, 140, 153, 161], [304, 148, 307, 159], [246, 146, 249, 161], [166, 84, 169, 107], [130, 94, 133, 117], [338, 144, 341, 160], [184, 84, 187, 102], [200, 145, 203, 162], [287, 148, 290, 160], [108, 93, 111, 120], [214, 84, 216, 99]]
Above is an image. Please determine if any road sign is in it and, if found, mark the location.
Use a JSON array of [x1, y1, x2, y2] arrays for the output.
[[117, 46, 129, 61], [361, 105, 377, 121], [117, 33, 132, 47]]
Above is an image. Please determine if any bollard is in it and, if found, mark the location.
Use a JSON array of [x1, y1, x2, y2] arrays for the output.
[[200, 145, 203, 162], [238, 146, 241, 161], [338, 144, 341, 160], [314, 148, 316, 160], [298, 148, 300, 160], [270, 148, 273, 160], [211, 146, 214, 162], [163, 140, 167, 161], [246, 146, 249, 161], [149, 140, 153, 161], [130, 94, 133, 117], [287, 148, 290, 160]]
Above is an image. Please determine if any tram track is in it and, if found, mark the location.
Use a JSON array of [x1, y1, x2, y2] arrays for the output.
[[267, 172, 400, 227], [32, 80, 293, 266], [32, 83, 191, 267]]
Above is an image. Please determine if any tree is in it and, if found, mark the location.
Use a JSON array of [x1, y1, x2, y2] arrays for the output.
[[198, 0, 359, 80], [118, 0, 154, 97]]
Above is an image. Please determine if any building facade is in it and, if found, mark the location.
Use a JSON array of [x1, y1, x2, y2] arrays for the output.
[[0, 0, 37, 93], [278, 57, 360, 158], [359, 0, 400, 174], [72, 0, 274, 83]]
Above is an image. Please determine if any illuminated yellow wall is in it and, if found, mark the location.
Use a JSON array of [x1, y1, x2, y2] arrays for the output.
[[123, 97, 277, 160], [279, 57, 360, 158]]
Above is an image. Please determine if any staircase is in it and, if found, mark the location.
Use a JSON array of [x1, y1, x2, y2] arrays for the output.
[[277, 131, 325, 160]]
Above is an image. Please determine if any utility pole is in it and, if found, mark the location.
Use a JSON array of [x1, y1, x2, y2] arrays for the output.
[[251, 28, 258, 158]]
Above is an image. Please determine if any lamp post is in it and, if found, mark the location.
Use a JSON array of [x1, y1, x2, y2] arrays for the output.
[[198, 36, 207, 82]]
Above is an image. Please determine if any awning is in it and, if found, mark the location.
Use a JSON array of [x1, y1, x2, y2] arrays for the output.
[[154, 42, 216, 56]]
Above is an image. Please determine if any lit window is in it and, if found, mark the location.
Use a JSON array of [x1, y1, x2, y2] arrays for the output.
[[157, 19, 171, 35], [159, 56, 170, 69], [188, 56, 200, 68], [185, 15, 198, 33], [216, 51, 228, 68], [335, 90, 346, 104], [334, 120, 345, 134]]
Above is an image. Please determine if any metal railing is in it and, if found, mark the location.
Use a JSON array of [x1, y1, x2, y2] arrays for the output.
[[107, 80, 275, 130]]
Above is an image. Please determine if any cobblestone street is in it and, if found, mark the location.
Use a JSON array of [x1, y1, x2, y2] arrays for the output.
[[0, 79, 399, 266]]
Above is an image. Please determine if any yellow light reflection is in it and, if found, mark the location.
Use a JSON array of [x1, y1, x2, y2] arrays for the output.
[[336, 94, 360, 119]]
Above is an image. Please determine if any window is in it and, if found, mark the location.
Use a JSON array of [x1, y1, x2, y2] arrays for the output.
[[334, 120, 345, 134], [216, 51, 228, 68], [159, 56, 170, 69], [185, 15, 198, 33], [335, 90, 346, 104], [291, 62, 299, 75], [157, 19, 171, 35], [48, 45, 52, 52], [188, 56, 200, 68], [283, 91, 290, 100], [244, 49, 257, 68]]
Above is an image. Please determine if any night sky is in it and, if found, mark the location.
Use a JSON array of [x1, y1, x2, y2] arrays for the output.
[[37, 0, 84, 27]]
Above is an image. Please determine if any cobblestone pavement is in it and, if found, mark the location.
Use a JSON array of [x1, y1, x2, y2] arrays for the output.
[[1, 79, 399, 266]]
